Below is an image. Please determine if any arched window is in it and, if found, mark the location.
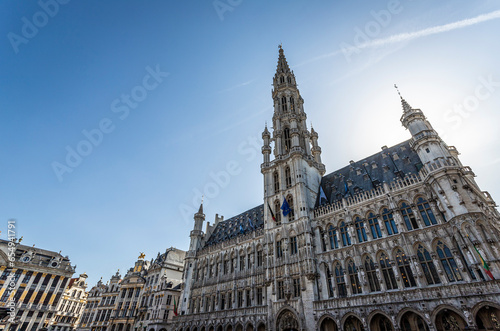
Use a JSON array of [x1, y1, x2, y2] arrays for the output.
[[220, 294, 225, 310], [281, 96, 287, 111], [354, 216, 367, 243], [325, 265, 334, 298], [367, 212, 382, 239], [436, 241, 462, 282], [400, 202, 419, 230], [328, 225, 339, 249], [287, 76, 291, 84], [364, 256, 380, 292], [382, 208, 398, 235], [416, 197, 437, 226], [395, 249, 416, 288], [290, 96, 295, 111], [416, 245, 441, 285], [334, 262, 347, 298], [276, 239, 283, 258], [289, 236, 298, 255], [340, 221, 351, 246], [279, 76, 284, 84], [285, 166, 292, 188], [287, 195, 295, 219], [283, 128, 291, 152], [256, 247, 263, 267], [273, 171, 280, 194], [274, 200, 281, 225], [239, 253, 245, 271], [347, 259, 361, 295]]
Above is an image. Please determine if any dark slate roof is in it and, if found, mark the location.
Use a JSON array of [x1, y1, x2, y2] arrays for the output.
[[315, 140, 423, 207], [204, 204, 264, 247]]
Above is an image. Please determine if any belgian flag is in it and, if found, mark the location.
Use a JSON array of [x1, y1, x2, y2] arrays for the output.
[[467, 234, 495, 280], [267, 202, 276, 222]]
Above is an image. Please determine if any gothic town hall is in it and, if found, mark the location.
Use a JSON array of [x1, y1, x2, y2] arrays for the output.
[[173, 47, 500, 331]]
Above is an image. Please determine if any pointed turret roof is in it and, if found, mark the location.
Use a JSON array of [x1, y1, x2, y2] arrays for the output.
[[394, 84, 412, 113]]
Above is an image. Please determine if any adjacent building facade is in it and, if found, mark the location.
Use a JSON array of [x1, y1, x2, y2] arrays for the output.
[[48, 273, 88, 331], [0, 238, 76, 331], [173, 47, 500, 331], [77, 248, 185, 331]]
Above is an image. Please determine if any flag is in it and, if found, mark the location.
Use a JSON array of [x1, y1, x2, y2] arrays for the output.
[[268, 202, 276, 222], [343, 181, 352, 197], [240, 224, 245, 234], [281, 197, 291, 217], [248, 217, 255, 230], [319, 186, 328, 205], [467, 235, 495, 280], [474, 245, 494, 279], [173, 297, 178, 316]]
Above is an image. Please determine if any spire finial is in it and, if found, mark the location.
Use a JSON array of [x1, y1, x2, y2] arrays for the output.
[[394, 84, 412, 113], [394, 84, 402, 99]]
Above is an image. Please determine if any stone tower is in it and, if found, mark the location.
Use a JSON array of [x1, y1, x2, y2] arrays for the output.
[[180, 203, 205, 313], [261, 46, 326, 330]]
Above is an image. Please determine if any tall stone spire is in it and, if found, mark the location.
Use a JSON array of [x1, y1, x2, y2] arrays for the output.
[[262, 45, 325, 227], [273, 45, 297, 90], [276, 45, 291, 74]]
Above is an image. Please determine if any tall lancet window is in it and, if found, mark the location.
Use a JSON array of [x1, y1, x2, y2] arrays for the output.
[[287, 76, 291, 84], [281, 96, 288, 112], [273, 171, 280, 194], [290, 97, 295, 111], [284, 128, 291, 152], [274, 200, 281, 225], [287, 194, 294, 219], [285, 166, 292, 188]]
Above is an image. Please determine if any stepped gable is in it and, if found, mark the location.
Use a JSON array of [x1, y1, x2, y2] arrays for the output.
[[204, 204, 264, 247], [316, 140, 423, 207]]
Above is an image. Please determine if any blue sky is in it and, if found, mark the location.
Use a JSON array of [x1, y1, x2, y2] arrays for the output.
[[1, 0, 499, 287]]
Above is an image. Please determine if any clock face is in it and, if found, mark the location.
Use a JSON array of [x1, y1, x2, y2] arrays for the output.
[[21, 256, 31, 263], [50, 261, 59, 268]]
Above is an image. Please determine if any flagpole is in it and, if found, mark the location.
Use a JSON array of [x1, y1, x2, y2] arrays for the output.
[[465, 234, 495, 280]]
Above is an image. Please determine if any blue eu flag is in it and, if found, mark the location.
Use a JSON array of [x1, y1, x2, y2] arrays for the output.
[[281, 197, 291, 217]]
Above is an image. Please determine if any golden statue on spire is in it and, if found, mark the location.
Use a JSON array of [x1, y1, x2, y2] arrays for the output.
[[138, 252, 146, 260]]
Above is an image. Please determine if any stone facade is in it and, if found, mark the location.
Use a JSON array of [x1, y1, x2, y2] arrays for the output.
[[77, 248, 185, 331], [173, 47, 500, 331], [0, 238, 76, 330], [48, 273, 88, 330]]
